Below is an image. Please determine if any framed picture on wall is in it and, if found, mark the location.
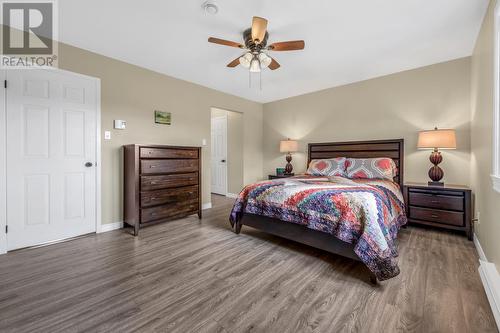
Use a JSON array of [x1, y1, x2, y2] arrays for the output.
[[154, 110, 171, 125]]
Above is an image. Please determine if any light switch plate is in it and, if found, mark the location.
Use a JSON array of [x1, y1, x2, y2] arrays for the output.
[[202, 138, 207, 146], [104, 131, 111, 140]]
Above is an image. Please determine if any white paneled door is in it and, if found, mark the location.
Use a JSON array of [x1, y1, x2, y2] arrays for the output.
[[211, 116, 227, 195], [6, 70, 99, 250]]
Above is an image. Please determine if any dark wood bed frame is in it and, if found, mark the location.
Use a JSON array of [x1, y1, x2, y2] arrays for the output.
[[233, 139, 405, 283]]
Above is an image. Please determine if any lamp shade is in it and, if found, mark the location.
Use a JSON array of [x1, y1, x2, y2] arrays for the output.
[[280, 139, 298, 153], [417, 128, 457, 149]]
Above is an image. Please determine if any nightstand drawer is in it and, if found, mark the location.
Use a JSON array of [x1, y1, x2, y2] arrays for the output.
[[408, 192, 463, 211], [409, 206, 464, 227]]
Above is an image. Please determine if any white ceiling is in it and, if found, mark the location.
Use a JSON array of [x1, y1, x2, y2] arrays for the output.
[[59, 0, 489, 103]]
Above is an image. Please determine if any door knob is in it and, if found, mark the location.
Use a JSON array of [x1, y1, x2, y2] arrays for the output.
[[221, 159, 226, 163], [85, 162, 93, 167]]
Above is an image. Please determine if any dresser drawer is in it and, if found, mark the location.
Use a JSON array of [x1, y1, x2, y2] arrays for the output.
[[141, 199, 199, 223], [408, 192, 463, 211], [409, 206, 464, 227], [141, 159, 199, 174], [141, 185, 199, 207], [141, 173, 198, 191], [140, 147, 198, 159]]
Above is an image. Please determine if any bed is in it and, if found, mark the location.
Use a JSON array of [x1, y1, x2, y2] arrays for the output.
[[229, 139, 407, 283]]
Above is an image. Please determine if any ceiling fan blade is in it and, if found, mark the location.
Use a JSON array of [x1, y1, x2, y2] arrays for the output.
[[268, 57, 280, 70], [208, 37, 244, 48], [227, 57, 241, 68], [268, 40, 305, 51], [251, 16, 268, 44]]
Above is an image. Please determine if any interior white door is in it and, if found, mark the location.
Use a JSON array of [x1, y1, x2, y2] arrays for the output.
[[6, 69, 98, 250], [211, 116, 227, 195]]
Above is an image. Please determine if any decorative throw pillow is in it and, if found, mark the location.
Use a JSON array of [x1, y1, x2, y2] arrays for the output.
[[345, 158, 396, 180], [306, 157, 347, 177]]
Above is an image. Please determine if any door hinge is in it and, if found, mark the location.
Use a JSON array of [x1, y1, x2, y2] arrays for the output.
[[4, 80, 6, 89], [5, 225, 7, 234]]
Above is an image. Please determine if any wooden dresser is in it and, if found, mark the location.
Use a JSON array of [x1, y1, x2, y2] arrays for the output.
[[403, 183, 472, 240], [123, 144, 201, 235]]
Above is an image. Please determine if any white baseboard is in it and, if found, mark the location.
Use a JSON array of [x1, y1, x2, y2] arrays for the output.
[[98, 204, 213, 232], [474, 233, 487, 261], [98, 221, 123, 233], [475, 234, 500, 329], [479, 261, 500, 328], [226, 193, 238, 199]]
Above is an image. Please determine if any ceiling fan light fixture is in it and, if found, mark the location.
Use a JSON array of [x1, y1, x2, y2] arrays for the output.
[[239, 52, 253, 68], [208, 16, 305, 77], [244, 52, 253, 62], [239, 56, 250, 68], [258, 52, 272, 68], [249, 58, 261, 72]]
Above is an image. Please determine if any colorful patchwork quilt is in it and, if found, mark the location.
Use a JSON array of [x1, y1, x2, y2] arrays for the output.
[[229, 175, 407, 280]]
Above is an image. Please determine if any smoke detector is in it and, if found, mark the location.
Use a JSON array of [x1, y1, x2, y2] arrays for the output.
[[202, 1, 218, 15]]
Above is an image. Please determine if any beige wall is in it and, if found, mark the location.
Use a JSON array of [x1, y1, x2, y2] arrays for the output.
[[471, 0, 500, 267], [58, 43, 263, 225], [210, 108, 244, 194], [227, 111, 244, 194], [263, 58, 472, 185]]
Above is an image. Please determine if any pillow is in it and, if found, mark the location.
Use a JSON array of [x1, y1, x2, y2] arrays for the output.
[[306, 158, 347, 177], [345, 158, 397, 180]]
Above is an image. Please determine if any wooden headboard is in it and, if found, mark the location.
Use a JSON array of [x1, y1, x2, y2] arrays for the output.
[[307, 139, 404, 188]]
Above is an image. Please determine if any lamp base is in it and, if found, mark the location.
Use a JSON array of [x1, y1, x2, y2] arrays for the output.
[[428, 150, 445, 185], [284, 154, 293, 175]]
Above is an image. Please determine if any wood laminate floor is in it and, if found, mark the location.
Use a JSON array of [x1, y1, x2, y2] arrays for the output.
[[0, 194, 496, 333]]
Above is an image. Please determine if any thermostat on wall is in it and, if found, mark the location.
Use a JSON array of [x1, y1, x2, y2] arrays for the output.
[[114, 120, 126, 129]]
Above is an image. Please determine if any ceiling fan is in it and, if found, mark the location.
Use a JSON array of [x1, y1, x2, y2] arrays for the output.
[[208, 16, 305, 72]]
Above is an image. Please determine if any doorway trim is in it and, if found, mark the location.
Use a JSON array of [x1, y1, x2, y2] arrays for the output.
[[0, 67, 101, 254], [0, 69, 6, 254]]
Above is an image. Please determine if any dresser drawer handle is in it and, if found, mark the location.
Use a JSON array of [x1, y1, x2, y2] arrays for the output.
[[150, 165, 156, 168], [151, 181, 158, 185], [431, 214, 439, 218], [431, 200, 439, 203]]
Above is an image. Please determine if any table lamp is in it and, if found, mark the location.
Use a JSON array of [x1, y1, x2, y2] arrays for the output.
[[417, 127, 456, 186], [279, 139, 298, 175]]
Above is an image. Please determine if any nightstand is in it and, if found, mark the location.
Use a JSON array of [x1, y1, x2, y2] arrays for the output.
[[269, 174, 294, 180], [403, 183, 472, 240]]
